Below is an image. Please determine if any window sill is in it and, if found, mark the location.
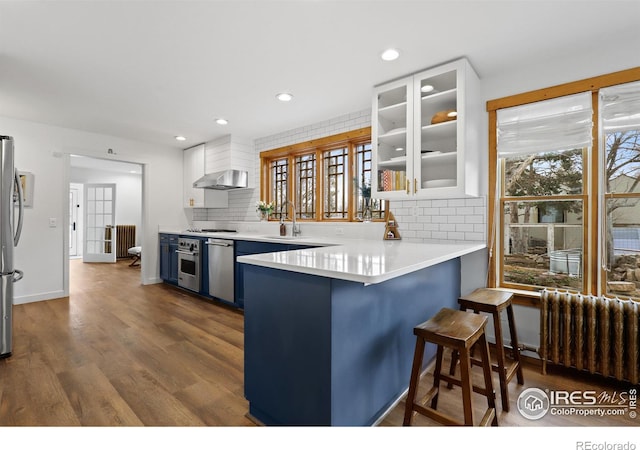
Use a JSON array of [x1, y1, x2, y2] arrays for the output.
[[493, 287, 541, 308]]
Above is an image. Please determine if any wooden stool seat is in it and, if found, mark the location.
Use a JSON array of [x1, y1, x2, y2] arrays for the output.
[[403, 308, 498, 427], [450, 288, 524, 412]]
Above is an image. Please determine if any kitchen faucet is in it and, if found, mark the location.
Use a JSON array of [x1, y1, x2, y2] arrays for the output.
[[280, 200, 300, 236]]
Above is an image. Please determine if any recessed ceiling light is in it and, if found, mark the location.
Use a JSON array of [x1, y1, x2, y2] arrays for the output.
[[175, 136, 186, 141], [421, 84, 435, 93], [276, 93, 293, 102], [381, 48, 400, 61], [215, 118, 228, 125]]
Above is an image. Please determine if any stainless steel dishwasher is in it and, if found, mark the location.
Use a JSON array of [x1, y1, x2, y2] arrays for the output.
[[206, 238, 235, 304]]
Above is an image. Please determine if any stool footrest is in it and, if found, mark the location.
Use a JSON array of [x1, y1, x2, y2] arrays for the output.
[[418, 386, 439, 407], [411, 403, 465, 426], [438, 373, 461, 388], [479, 408, 497, 427], [505, 360, 522, 384], [471, 352, 522, 383]]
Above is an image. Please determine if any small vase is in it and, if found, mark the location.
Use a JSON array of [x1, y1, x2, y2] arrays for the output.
[[362, 198, 372, 223], [259, 210, 270, 221]]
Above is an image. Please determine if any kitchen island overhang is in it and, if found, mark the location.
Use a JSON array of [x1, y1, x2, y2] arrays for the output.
[[239, 241, 486, 426]]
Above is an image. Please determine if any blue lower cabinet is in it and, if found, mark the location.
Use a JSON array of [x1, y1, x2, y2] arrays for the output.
[[159, 234, 179, 284], [243, 258, 461, 426], [198, 236, 209, 296]]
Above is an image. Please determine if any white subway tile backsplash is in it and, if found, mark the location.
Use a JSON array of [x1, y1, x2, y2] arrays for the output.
[[447, 215, 466, 224], [455, 207, 474, 216], [432, 231, 448, 240], [465, 197, 486, 207], [465, 215, 484, 224], [464, 232, 485, 241], [432, 199, 448, 208], [448, 199, 466, 207], [474, 224, 486, 233], [455, 223, 474, 232]]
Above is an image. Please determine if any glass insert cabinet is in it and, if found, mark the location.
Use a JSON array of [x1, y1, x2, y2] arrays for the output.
[[372, 57, 480, 199]]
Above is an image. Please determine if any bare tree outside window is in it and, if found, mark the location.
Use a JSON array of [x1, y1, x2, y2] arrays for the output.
[[604, 130, 640, 296], [502, 148, 584, 289]]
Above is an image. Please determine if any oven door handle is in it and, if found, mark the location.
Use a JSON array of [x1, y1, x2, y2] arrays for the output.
[[176, 250, 198, 256]]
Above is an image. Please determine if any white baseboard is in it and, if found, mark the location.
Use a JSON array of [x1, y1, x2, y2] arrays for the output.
[[14, 290, 67, 305], [143, 277, 162, 285]]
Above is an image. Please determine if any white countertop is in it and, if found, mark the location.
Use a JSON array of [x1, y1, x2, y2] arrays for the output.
[[160, 229, 485, 285], [237, 240, 485, 285]]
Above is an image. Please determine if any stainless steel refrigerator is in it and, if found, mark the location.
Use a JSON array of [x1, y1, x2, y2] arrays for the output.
[[0, 135, 24, 358]]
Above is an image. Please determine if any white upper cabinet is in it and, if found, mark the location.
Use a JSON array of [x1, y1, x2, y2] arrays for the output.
[[372, 58, 480, 199], [183, 144, 228, 208]]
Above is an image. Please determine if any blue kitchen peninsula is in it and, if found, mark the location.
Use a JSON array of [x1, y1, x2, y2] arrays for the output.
[[238, 240, 485, 426]]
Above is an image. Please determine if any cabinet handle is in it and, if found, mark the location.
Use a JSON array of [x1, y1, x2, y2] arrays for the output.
[[414, 178, 418, 194], [406, 180, 410, 194]]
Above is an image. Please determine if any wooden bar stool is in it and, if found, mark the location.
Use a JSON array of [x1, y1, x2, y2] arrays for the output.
[[449, 288, 524, 412], [403, 308, 498, 427]]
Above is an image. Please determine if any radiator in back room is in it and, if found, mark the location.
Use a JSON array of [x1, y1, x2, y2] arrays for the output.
[[540, 289, 639, 384], [116, 225, 136, 259]]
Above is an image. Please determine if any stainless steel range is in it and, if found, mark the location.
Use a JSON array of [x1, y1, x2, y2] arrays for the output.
[[177, 237, 200, 292]]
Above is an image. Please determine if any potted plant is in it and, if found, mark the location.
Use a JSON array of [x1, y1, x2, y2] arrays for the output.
[[256, 200, 275, 221]]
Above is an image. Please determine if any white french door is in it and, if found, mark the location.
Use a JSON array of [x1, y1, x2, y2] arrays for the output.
[[83, 183, 116, 263]]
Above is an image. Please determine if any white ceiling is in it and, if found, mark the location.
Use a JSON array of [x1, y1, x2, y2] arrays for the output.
[[1, 1, 639, 150]]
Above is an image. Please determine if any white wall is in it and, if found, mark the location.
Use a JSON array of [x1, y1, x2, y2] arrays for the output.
[[0, 115, 186, 304], [70, 166, 143, 247]]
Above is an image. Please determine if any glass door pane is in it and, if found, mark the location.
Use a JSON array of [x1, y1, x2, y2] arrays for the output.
[[503, 199, 583, 290], [415, 69, 457, 191], [375, 81, 410, 194], [83, 184, 116, 263]]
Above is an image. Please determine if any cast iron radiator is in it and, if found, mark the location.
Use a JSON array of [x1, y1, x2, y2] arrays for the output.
[[104, 225, 136, 258], [540, 289, 639, 384], [115, 225, 136, 258]]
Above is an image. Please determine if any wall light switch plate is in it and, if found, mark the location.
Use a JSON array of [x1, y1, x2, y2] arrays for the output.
[[49, 218, 57, 227]]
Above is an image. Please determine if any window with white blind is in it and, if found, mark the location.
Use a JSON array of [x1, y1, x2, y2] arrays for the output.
[[600, 80, 640, 297], [496, 93, 591, 291], [488, 68, 640, 298]]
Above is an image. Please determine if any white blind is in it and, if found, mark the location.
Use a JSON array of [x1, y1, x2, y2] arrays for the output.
[[497, 92, 593, 157], [601, 80, 640, 132]]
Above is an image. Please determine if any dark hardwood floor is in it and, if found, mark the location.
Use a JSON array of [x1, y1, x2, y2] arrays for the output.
[[1, 259, 253, 426], [1, 258, 637, 433]]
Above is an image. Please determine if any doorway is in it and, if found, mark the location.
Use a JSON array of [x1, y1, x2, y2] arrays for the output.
[[67, 155, 144, 291]]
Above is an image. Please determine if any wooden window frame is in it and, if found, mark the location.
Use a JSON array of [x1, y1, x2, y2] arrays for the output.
[[260, 127, 388, 222], [487, 66, 640, 300]]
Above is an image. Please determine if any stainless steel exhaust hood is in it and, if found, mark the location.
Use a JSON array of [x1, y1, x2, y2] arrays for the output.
[[193, 169, 248, 190]]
